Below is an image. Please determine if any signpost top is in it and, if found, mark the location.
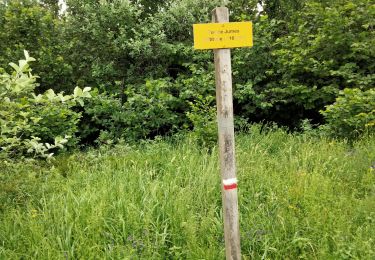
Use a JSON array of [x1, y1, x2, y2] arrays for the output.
[[193, 21, 253, 50]]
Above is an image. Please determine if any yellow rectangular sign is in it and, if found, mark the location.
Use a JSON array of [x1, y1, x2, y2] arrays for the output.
[[193, 22, 253, 50]]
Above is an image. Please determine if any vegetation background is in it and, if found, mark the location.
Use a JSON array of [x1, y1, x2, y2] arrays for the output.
[[0, 0, 374, 258], [1, 0, 374, 148]]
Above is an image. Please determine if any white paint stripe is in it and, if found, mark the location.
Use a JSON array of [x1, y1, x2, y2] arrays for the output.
[[218, 120, 234, 129], [223, 178, 238, 186]]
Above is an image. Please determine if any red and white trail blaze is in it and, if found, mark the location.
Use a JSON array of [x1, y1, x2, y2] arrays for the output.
[[223, 178, 238, 190]]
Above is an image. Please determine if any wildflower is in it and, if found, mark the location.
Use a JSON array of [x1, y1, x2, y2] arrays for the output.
[[30, 209, 38, 218]]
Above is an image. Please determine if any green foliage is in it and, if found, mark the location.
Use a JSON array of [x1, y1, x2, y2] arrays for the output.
[[186, 95, 217, 146], [261, 0, 307, 20], [63, 0, 174, 91], [231, 0, 375, 128], [80, 78, 184, 145], [78, 90, 124, 145], [321, 88, 375, 139], [232, 16, 281, 122], [0, 0, 72, 93], [1, 129, 375, 258], [274, 0, 374, 90], [0, 51, 91, 159], [129, 0, 170, 16], [1, 0, 374, 141], [175, 62, 217, 145], [62, 0, 222, 93], [122, 79, 182, 140], [79, 61, 218, 145], [29, 87, 91, 149]]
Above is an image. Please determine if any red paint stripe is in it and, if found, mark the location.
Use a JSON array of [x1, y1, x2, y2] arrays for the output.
[[224, 183, 237, 190]]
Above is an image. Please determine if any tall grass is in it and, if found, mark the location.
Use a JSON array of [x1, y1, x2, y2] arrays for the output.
[[1, 126, 374, 259]]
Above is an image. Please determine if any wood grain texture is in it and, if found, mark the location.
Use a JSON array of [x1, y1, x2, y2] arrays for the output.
[[212, 6, 241, 260]]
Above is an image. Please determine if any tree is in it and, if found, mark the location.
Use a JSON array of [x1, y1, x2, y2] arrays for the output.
[[63, 0, 162, 91], [232, 0, 374, 127], [261, 0, 306, 20], [0, 0, 72, 93], [40, 0, 60, 17]]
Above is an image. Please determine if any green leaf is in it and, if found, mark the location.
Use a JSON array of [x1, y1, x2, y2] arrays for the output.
[[74, 87, 83, 98], [9, 62, 20, 72], [24, 50, 30, 60]]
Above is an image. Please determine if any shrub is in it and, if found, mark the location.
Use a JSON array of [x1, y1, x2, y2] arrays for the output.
[[320, 88, 375, 139], [233, 0, 375, 128], [121, 78, 183, 140], [0, 51, 91, 159], [79, 78, 186, 145], [186, 95, 217, 147], [0, 0, 73, 93], [78, 90, 124, 145]]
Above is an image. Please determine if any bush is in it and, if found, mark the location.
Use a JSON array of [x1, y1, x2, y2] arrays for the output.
[[78, 90, 124, 145], [0, 51, 91, 159], [78, 62, 219, 146], [186, 95, 217, 146], [0, 0, 73, 93], [320, 88, 375, 139], [79, 78, 186, 145], [233, 0, 375, 128], [122, 79, 183, 140]]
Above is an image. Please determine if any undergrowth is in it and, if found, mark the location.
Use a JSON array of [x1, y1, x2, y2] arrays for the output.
[[1, 126, 374, 259]]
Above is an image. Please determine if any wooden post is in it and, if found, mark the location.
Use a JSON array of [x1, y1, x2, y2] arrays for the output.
[[212, 7, 241, 260]]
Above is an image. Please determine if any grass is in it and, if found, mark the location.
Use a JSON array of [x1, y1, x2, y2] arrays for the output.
[[1, 126, 375, 259]]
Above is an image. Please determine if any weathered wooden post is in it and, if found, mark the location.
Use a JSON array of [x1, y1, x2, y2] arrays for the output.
[[212, 7, 240, 259], [193, 6, 253, 260]]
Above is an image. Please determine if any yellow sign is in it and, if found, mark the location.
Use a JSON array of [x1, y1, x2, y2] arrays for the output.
[[193, 22, 253, 50]]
